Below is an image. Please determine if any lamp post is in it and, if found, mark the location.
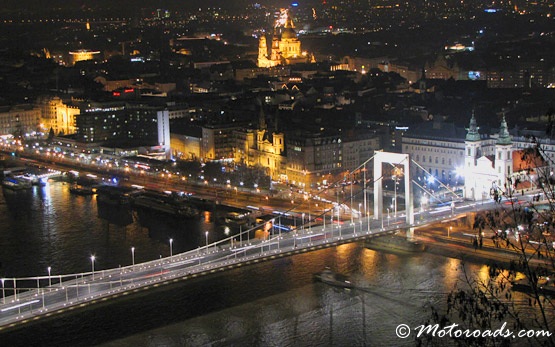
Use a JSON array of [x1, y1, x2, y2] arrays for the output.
[[90, 255, 95, 280], [350, 172, 354, 225], [47, 266, 51, 286], [394, 176, 398, 218], [309, 199, 312, 233], [359, 203, 362, 233], [367, 206, 370, 233], [169, 238, 173, 260], [131, 247, 135, 266], [205, 231, 209, 251], [387, 208, 390, 227], [338, 207, 341, 238]]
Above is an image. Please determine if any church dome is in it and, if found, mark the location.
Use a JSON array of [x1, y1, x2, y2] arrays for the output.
[[281, 27, 297, 39]]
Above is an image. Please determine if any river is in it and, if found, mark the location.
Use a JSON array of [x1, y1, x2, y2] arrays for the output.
[[0, 181, 519, 346]]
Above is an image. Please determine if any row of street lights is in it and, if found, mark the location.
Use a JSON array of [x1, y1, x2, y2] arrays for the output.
[[85, 237, 179, 284]]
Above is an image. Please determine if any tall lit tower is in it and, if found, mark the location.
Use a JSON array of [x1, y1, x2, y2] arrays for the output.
[[464, 111, 481, 200], [495, 116, 513, 191]]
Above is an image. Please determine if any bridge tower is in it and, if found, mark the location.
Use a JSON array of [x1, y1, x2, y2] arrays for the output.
[[373, 151, 414, 237]]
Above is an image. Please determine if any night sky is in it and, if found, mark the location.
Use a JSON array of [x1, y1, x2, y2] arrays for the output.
[[1, 0, 297, 11]]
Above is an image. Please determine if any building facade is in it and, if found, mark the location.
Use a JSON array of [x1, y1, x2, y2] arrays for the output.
[[0, 105, 41, 137], [201, 124, 245, 161], [286, 132, 343, 189], [74, 102, 171, 158], [37, 96, 80, 135]]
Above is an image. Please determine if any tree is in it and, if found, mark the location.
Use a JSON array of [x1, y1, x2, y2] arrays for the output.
[[419, 138, 555, 347]]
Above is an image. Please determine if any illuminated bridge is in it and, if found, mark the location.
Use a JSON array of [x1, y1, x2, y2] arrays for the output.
[[0, 151, 514, 331]]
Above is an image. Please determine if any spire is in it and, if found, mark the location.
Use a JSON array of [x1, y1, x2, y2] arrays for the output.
[[497, 116, 512, 145], [465, 110, 480, 141], [259, 106, 267, 130], [285, 12, 295, 28]]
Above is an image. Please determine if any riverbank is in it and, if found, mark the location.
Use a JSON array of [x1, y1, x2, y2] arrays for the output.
[[414, 225, 553, 270]]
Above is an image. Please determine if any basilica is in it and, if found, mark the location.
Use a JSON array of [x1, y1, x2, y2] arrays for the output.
[[257, 10, 313, 68]]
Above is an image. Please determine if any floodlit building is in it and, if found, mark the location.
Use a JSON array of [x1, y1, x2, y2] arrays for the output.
[[37, 96, 80, 135], [463, 114, 513, 200], [241, 108, 287, 181], [257, 9, 313, 68], [69, 49, 101, 66]]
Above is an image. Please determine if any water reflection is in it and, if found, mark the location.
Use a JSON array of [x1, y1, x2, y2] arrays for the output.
[[89, 245, 479, 347], [1, 181, 549, 347]]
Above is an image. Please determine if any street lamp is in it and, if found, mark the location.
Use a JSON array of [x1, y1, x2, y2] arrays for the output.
[[90, 255, 96, 280], [350, 172, 354, 225], [131, 247, 135, 266], [358, 203, 362, 233], [169, 238, 173, 260], [394, 176, 398, 218], [205, 231, 209, 251], [47, 266, 52, 286]]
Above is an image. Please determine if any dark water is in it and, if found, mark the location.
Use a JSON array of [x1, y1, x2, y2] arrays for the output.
[[0, 181, 511, 346], [0, 181, 223, 278]]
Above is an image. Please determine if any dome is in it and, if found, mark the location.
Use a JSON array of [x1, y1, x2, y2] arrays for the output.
[[281, 27, 297, 39]]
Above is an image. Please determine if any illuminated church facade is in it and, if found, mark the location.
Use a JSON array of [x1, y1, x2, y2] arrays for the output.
[[257, 9, 313, 68]]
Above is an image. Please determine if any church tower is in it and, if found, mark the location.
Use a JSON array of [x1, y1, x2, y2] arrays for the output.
[[257, 35, 268, 68], [270, 34, 281, 62], [464, 111, 481, 200], [495, 116, 513, 192]]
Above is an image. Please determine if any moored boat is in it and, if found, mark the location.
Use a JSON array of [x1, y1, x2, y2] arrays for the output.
[[511, 276, 555, 296], [365, 234, 426, 254], [1, 177, 33, 190], [314, 268, 353, 288], [131, 192, 200, 218], [69, 185, 95, 195]]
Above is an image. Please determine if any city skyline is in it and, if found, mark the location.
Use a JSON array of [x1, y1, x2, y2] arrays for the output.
[[0, 0, 554, 345]]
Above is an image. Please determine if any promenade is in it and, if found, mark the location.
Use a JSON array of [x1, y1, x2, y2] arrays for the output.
[[415, 224, 553, 270]]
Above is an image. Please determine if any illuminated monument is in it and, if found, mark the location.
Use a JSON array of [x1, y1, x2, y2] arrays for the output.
[[69, 49, 101, 66], [257, 9, 313, 68]]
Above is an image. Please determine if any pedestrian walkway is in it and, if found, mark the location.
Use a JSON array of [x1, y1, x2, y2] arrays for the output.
[[415, 228, 553, 269]]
